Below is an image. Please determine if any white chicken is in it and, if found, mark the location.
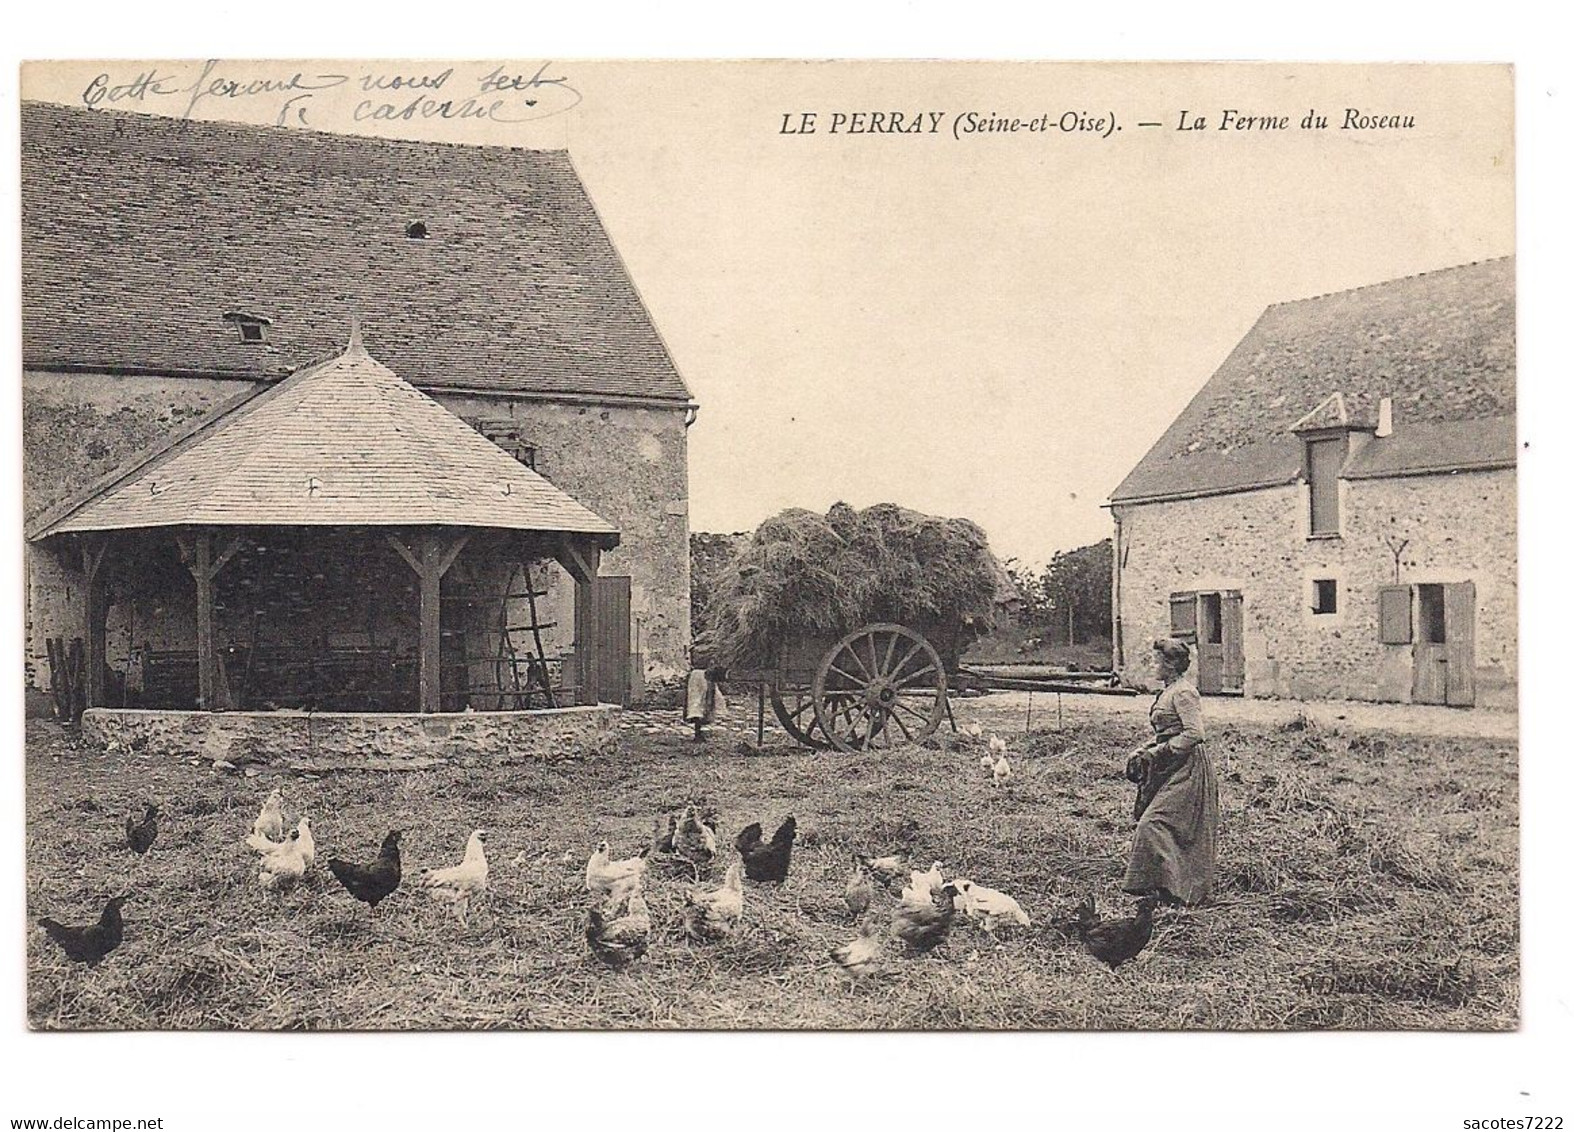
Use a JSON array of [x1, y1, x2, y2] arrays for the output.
[[952, 879, 1032, 931], [900, 861, 945, 907], [252, 789, 285, 842], [683, 860, 744, 941], [420, 829, 489, 925], [988, 734, 1007, 756], [585, 840, 649, 896], [258, 830, 307, 892], [993, 755, 1013, 784], [964, 722, 984, 739]]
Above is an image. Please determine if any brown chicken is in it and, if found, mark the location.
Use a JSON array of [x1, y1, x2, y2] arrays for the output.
[[736, 816, 796, 882], [125, 803, 159, 856], [892, 882, 960, 953], [38, 895, 130, 965], [327, 830, 403, 912], [675, 804, 718, 874], [1073, 895, 1159, 969], [856, 852, 907, 889], [586, 888, 652, 967], [844, 862, 875, 918]]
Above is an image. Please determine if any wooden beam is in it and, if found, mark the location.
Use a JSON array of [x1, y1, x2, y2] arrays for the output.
[[81, 535, 110, 709], [192, 534, 216, 710], [387, 531, 471, 713], [566, 538, 602, 705]]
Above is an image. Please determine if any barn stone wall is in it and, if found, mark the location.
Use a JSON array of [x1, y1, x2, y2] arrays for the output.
[[1112, 466, 1516, 707], [23, 371, 692, 710]]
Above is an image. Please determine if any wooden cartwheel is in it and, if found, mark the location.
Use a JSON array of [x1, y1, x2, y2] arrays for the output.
[[800, 623, 948, 752]]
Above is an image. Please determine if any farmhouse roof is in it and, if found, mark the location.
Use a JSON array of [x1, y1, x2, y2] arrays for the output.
[[1109, 257, 1515, 505], [20, 100, 692, 405], [30, 336, 621, 541]]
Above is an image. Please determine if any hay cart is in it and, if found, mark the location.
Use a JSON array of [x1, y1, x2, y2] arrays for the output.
[[732, 621, 966, 753]]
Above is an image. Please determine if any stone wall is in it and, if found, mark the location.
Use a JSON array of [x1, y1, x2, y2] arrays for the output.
[[82, 705, 621, 770], [1113, 466, 1516, 706]]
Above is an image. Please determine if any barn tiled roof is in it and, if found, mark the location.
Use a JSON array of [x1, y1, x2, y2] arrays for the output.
[[1343, 415, 1516, 480], [1110, 257, 1515, 504], [20, 100, 692, 404], [33, 338, 621, 540]]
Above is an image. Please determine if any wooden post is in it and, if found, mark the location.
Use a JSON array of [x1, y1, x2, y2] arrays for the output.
[[387, 530, 471, 713], [178, 530, 246, 711], [80, 536, 110, 709]]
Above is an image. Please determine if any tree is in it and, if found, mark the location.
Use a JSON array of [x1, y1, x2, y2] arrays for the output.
[[1040, 539, 1113, 645]]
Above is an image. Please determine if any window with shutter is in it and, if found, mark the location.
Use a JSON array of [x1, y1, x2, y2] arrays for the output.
[[1306, 437, 1344, 536], [1378, 585, 1412, 644]]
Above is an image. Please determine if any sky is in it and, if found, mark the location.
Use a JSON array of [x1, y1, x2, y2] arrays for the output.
[[20, 61, 1515, 568]]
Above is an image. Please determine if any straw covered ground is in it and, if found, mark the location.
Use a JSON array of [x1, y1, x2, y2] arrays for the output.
[[24, 707, 1517, 1031]]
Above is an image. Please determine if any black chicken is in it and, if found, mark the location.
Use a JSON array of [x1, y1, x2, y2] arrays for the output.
[[1074, 894, 1159, 969], [327, 830, 403, 911], [126, 803, 159, 856], [892, 883, 960, 953], [38, 894, 131, 965], [735, 815, 797, 882]]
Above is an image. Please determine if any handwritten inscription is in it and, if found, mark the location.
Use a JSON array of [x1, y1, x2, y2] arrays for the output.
[[79, 61, 581, 129]]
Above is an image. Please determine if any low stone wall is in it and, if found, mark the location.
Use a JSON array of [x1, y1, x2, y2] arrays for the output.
[[81, 705, 621, 771]]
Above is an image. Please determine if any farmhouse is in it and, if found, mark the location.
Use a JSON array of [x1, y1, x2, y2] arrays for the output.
[[1108, 258, 1515, 707], [21, 100, 696, 720]]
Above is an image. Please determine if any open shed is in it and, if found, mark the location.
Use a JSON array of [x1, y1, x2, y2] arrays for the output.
[[27, 330, 622, 728]]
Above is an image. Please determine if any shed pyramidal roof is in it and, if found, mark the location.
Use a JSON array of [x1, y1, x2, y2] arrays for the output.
[[32, 335, 620, 541], [1110, 257, 1516, 504], [20, 100, 691, 404]]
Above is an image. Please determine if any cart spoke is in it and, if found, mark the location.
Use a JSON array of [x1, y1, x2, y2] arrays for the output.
[[894, 663, 938, 689], [879, 631, 900, 678], [843, 641, 873, 680], [828, 663, 864, 689], [889, 709, 914, 742], [891, 698, 932, 727], [888, 642, 922, 682]]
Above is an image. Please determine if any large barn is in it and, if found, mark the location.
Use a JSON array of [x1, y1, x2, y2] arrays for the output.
[[21, 100, 696, 719], [1107, 258, 1516, 708]]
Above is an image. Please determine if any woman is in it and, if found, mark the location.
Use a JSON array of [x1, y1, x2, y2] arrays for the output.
[[682, 661, 729, 742], [1121, 637, 1219, 906]]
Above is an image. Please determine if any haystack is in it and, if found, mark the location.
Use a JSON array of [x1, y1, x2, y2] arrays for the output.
[[700, 503, 1002, 670]]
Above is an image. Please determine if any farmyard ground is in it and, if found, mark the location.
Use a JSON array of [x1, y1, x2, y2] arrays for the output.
[[24, 697, 1518, 1030]]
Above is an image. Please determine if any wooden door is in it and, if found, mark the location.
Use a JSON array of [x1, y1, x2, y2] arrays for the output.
[[1412, 584, 1448, 704], [1443, 581, 1476, 707], [1220, 592, 1245, 694], [593, 576, 632, 707], [1195, 592, 1224, 694]]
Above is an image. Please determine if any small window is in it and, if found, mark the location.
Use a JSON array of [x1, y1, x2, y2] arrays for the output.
[[223, 311, 272, 344], [1417, 584, 1447, 644], [1169, 593, 1197, 642], [1379, 585, 1412, 644], [475, 422, 537, 470], [1312, 579, 1338, 615]]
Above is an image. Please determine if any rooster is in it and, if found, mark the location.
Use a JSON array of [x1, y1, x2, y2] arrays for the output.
[[586, 888, 652, 967], [830, 916, 884, 980], [683, 860, 744, 941], [126, 803, 159, 856], [327, 830, 403, 913], [1072, 895, 1159, 969], [892, 882, 960, 953], [38, 895, 130, 966], [650, 812, 677, 856], [675, 804, 718, 877], [420, 829, 489, 925], [844, 861, 875, 918], [258, 829, 307, 892], [252, 789, 285, 842], [735, 816, 796, 882], [857, 852, 908, 889], [899, 862, 945, 907], [585, 840, 649, 896]]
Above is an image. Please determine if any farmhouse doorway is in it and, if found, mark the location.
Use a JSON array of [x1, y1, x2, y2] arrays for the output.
[[1411, 581, 1477, 706], [1169, 589, 1244, 695]]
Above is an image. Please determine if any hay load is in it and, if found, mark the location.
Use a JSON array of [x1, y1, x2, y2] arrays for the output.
[[700, 502, 1003, 670]]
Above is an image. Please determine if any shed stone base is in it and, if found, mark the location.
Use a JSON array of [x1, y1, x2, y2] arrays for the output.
[[81, 705, 621, 771]]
